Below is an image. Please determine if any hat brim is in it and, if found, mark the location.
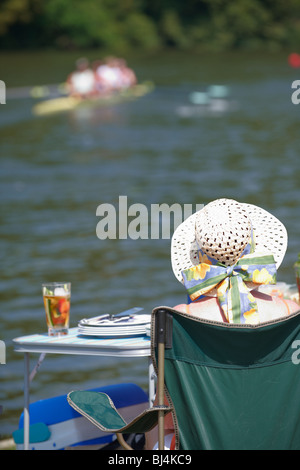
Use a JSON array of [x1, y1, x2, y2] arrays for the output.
[[171, 201, 287, 287]]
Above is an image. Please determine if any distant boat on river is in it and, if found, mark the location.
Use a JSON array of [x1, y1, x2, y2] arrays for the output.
[[32, 81, 154, 116]]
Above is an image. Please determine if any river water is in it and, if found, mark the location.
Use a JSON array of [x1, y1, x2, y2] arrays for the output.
[[0, 50, 300, 436]]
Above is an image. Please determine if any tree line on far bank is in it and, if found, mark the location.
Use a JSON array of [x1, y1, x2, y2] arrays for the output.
[[1, 0, 300, 52]]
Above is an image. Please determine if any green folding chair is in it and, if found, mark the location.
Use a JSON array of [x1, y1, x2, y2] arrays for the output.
[[68, 306, 300, 450], [67, 309, 173, 450]]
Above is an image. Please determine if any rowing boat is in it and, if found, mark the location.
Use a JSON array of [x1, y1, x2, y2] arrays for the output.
[[32, 81, 154, 116]]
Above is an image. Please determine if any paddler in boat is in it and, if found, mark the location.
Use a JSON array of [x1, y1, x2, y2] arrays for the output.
[[117, 58, 137, 89], [67, 57, 96, 98], [93, 56, 122, 93], [93, 56, 137, 94], [92, 59, 112, 96]]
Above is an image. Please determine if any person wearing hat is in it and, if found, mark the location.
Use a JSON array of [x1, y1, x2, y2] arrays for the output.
[[172, 198, 299, 324], [146, 198, 299, 450]]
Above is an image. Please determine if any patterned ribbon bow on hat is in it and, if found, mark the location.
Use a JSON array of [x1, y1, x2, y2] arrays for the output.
[[181, 237, 277, 324]]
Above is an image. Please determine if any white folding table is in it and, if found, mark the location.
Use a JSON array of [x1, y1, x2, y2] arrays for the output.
[[13, 327, 153, 450]]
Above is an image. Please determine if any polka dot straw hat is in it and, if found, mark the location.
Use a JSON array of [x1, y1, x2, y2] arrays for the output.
[[171, 198, 287, 285]]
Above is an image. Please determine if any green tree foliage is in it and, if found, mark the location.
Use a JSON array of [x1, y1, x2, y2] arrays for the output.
[[0, 0, 42, 35], [0, 0, 300, 50]]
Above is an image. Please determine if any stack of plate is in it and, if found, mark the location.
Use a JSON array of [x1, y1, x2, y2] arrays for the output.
[[78, 307, 150, 338]]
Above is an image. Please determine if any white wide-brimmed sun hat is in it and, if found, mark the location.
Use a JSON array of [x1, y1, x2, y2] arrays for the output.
[[171, 198, 288, 285]]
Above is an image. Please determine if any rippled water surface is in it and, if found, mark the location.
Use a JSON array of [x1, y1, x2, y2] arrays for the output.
[[1, 50, 300, 436]]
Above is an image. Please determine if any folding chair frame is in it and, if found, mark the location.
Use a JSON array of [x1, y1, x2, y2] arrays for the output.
[[67, 308, 173, 450]]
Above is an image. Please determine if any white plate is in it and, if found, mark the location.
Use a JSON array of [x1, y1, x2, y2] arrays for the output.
[[79, 315, 150, 328], [78, 325, 148, 337], [77, 309, 150, 337], [78, 329, 147, 338]]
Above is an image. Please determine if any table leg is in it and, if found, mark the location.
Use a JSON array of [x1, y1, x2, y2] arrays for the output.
[[23, 353, 30, 450]]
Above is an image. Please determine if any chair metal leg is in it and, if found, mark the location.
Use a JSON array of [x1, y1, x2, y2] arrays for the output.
[[116, 433, 133, 450], [157, 341, 165, 450], [155, 309, 172, 450]]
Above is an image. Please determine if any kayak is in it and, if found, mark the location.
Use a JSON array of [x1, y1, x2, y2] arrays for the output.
[[32, 81, 154, 116]]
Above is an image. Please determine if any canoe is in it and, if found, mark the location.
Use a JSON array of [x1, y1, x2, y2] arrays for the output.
[[32, 81, 154, 116]]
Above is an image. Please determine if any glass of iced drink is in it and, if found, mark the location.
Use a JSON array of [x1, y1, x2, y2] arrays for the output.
[[42, 283, 71, 336]]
